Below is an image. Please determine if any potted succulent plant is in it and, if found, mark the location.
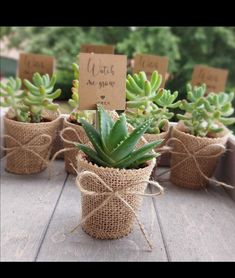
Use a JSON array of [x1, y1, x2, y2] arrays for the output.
[[61, 63, 95, 174], [74, 105, 163, 244], [170, 83, 235, 189], [125, 70, 181, 165], [0, 73, 61, 174]]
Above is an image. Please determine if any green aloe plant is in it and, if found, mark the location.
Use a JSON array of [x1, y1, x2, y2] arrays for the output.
[[125, 71, 181, 134], [177, 83, 235, 137], [68, 63, 94, 125], [76, 105, 162, 169], [23, 72, 61, 122], [0, 77, 29, 122]]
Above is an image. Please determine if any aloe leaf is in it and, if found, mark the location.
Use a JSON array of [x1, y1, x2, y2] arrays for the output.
[[80, 118, 115, 165], [107, 114, 128, 151], [76, 144, 110, 168], [110, 119, 151, 161], [114, 140, 162, 168], [97, 105, 114, 152], [127, 154, 157, 169]]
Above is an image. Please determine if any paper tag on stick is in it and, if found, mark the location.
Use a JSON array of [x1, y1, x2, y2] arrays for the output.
[[80, 44, 115, 54], [79, 53, 127, 110], [191, 65, 228, 93], [133, 54, 169, 87], [18, 53, 55, 82]]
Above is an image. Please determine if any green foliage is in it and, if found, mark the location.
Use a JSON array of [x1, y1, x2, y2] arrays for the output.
[[23, 72, 61, 122], [0, 77, 29, 122], [5, 27, 235, 99], [177, 83, 235, 137], [76, 105, 161, 169], [117, 27, 180, 72], [125, 71, 180, 134], [68, 63, 94, 125]]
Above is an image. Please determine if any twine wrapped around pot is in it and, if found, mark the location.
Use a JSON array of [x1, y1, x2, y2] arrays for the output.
[[62, 117, 90, 174], [74, 154, 162, 249], [2, 115, 60, 174], [169, 124, 230, 189]]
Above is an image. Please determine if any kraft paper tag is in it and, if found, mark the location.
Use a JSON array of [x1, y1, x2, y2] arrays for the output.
[[133, 54, 169, 87], [78, 53, 127, 110], [191, 65, 228, 93], [80, 44, 115, 54], [18, 53, 55, 82]]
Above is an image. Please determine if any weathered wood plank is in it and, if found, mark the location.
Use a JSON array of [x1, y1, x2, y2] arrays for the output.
[[36, 175, 168, 261], [0, 160, 68, 261], [152, 168, 235, 262]]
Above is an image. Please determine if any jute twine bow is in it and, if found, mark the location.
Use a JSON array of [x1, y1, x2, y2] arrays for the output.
[[1, 134, 52, 166], [156, 137, 234, 189], [70, 169, 164, 251]]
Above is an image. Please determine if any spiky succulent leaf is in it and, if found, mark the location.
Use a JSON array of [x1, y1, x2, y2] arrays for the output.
[[127, 154, 157, 169], [107, 114, 128, 151], [76, 143, 110, 168], [97, 105, 114, 152], [79, 118, 115, 165], [110, 119, 152, 161], [114, 140, 161, 168]]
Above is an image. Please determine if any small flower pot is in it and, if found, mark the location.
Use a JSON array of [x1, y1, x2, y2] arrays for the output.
[[3, 115, 61, 175], [170, 124, 229, 189], [76, 154, 156, 239]]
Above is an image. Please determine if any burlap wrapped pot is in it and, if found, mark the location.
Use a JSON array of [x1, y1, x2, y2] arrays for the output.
[[170, 124, 229, 189], [3, 115, 60, 174], [144, 122, 171, 167], [41, 110, 64, 159], [62, 117, 90, 174], [76, 154, 156, 239]]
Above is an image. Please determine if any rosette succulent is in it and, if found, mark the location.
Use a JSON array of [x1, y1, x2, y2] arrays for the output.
[[1, 73, 61, 123], [125, 71, 181, 134], [0, 77, 29, 122], [76, 105, 162, 169], [177, 83, 235, 137]]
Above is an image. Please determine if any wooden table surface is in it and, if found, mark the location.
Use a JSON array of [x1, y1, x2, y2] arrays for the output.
[[1, 160, 235, 262]]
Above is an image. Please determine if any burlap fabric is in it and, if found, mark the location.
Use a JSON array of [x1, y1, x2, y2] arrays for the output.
[[41, 110, 64, 160], [170, 124, 229, 189], [77, 154, 156, 239], [144, 122, 170, 167], [63, 117, 90, 174], [3, 115, 60, 174]]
